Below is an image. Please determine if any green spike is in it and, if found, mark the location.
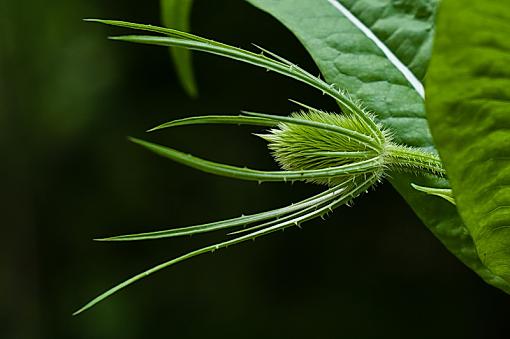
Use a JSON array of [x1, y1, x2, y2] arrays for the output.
[[73, 175, 376, 315], [129, 137, 382, 182], [148, 115, 277, 132], [97, 184, 344, 241], [87, 19, 381, 133]]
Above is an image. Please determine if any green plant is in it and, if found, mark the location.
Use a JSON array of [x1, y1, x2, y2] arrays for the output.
[[76, 0, 510, 315], [73, 19, 445, 314]]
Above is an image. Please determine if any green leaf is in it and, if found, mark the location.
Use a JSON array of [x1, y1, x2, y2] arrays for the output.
[[245, 0, 510, 292], [160, 0, 197, 97], [426, 0, 510, 284]]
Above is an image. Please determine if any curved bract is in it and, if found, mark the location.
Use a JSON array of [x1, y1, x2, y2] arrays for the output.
[[411, 184, 455, 205], [85, 19, 384, 143], [75, 174, 376, 316]]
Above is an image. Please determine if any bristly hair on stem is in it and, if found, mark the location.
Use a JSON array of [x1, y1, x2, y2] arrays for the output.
[[74, 19, 449, 316]]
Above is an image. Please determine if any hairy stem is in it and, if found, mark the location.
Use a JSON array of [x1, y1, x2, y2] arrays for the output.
[[385, 144, 445, 177]]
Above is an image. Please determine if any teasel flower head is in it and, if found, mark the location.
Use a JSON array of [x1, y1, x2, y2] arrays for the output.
[[74, 19, 447, 315]]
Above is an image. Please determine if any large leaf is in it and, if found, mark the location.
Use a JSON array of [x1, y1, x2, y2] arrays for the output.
[[160, 0, 197, 97], [245, 0, 510, 292], [426, 0, 510, 283]]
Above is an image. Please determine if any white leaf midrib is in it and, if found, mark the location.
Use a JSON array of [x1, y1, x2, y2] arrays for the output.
[[326, 0, 425, 99]]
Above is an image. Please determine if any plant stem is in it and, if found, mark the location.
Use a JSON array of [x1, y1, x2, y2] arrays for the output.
[[385, 144, 445, 177]]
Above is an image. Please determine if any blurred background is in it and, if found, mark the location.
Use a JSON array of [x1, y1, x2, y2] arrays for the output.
[[1, 1, 509, 338]]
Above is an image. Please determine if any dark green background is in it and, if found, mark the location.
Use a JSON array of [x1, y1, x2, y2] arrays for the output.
[[1, 1, 508, 338]]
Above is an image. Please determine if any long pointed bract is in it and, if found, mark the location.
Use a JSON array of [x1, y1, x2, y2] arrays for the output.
[[129, 137, 382, 182], [73, 175, 375, 315], [86, 19, 382, 139], [148, 115, 277, 132], [97, 184, 345, 241]]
